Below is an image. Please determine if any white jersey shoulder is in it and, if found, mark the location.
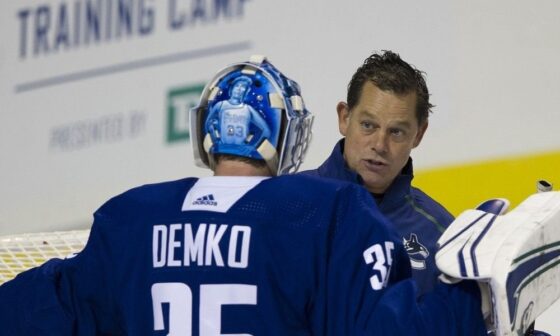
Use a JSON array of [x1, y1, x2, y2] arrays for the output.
[[182, 176, 269, 213]]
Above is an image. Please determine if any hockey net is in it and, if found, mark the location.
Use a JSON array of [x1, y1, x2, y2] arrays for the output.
[[0, 230, 89, 285]]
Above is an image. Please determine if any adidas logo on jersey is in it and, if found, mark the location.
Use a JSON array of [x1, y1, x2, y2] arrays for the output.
[[192, 194, 217, 206]]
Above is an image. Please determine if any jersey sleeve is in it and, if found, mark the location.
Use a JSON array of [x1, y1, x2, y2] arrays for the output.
[[322, 184, 487, 335], [0, 211, 122, 335]]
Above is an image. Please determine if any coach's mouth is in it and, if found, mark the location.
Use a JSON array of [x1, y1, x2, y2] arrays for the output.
[[363, 159, 388, 172]]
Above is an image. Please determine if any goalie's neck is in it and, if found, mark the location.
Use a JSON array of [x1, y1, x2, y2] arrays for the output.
[[213, 160, 272, 177]]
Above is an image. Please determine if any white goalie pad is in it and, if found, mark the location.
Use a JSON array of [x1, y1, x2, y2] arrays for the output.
[[436, 191, 560, 336]]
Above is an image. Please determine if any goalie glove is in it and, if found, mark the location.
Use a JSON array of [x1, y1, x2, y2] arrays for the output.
[[436, 192, 560, 336]]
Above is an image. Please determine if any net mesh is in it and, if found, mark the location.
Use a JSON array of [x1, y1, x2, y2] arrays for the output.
[[0, 230, 89, 285]]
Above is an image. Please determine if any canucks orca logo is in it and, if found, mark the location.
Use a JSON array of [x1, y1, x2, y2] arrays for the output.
[[403, 233, 429, 270]]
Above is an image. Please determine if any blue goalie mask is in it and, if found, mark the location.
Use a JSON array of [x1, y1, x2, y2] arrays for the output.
[[190, 55, 313, 175]]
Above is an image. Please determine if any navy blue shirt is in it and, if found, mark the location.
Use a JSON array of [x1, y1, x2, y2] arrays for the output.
[[0, 174, 485, 335], [301, 139, 454, 295]]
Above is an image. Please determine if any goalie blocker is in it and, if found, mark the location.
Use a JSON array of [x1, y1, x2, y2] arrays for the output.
[[436, 191, 560, 336]]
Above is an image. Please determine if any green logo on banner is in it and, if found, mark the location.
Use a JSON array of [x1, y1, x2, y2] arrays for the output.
[[166, 84, 205, 143]]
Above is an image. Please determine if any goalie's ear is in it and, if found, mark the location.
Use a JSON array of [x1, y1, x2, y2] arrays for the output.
[[475, 198, 510, 215]]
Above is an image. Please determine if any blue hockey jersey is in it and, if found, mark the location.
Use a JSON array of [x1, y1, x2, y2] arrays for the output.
[[0, 175, 485, 335]]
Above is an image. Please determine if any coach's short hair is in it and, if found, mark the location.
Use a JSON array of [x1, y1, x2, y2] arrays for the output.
[[347, 50, 433, 125]]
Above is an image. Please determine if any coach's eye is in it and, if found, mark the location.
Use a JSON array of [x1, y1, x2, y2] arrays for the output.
[[360, 121, 373, 130], [389, 128, 408, 142]]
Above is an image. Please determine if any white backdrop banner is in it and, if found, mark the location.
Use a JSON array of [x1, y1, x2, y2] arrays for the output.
[[1, 1, 560, 333], [1, 0, 559, 234]]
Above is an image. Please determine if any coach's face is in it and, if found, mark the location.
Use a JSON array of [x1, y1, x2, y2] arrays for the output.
[[337, 82, 427, 194]]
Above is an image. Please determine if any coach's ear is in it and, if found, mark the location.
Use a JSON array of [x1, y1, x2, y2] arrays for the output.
[[337, 102, 350, 136], [412, 121, 428, 148]]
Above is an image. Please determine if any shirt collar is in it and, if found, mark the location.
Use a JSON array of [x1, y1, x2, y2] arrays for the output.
[[317, 139, 363, 184], [319, 138, 414, 209]]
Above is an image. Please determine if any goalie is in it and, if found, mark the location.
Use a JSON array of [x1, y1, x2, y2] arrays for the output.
[[0, 56, 558, 335]]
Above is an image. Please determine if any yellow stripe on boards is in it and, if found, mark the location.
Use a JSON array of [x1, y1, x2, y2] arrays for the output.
[[413, 150, 559, 216]]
